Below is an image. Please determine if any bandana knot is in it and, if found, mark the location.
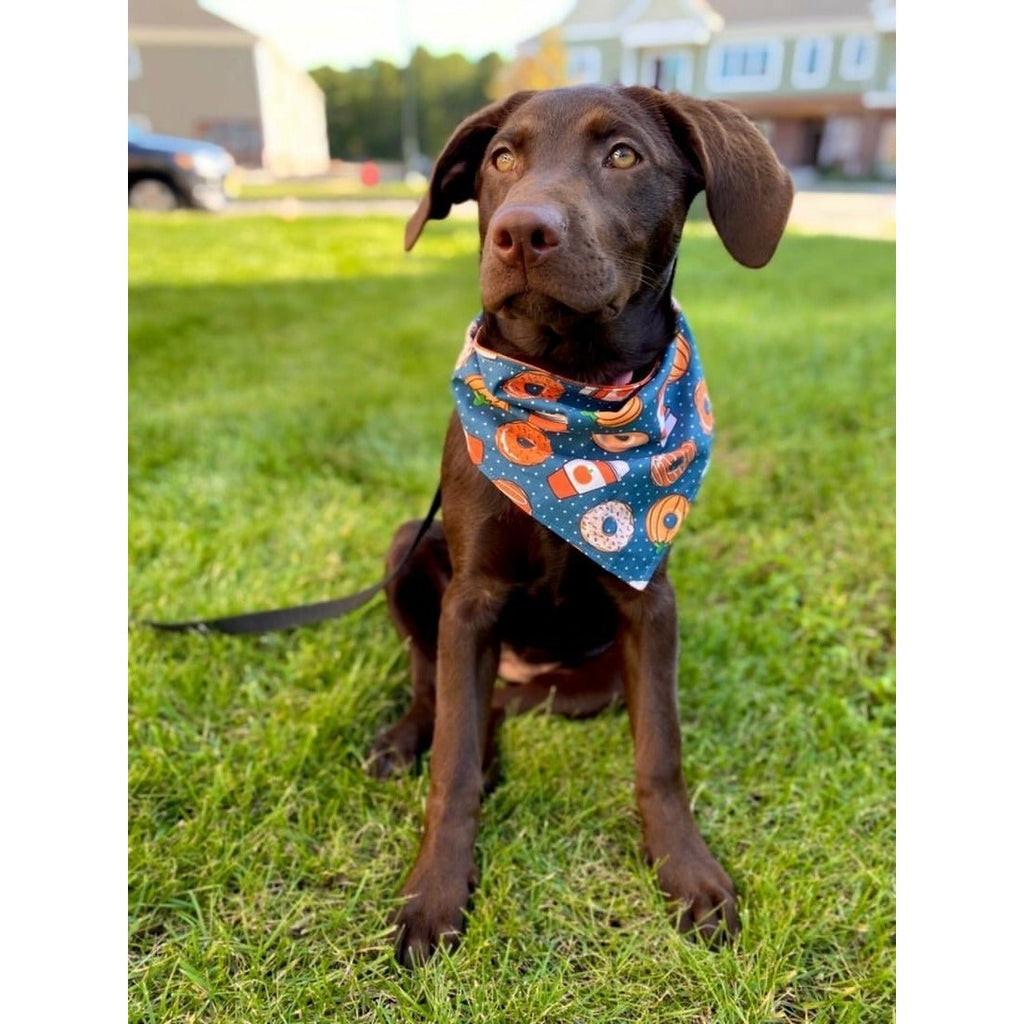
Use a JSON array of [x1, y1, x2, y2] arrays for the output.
[[451, 307, 713, 589]]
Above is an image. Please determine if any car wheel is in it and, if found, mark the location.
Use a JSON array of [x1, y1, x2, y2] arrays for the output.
[[129, 178, 180, 211]]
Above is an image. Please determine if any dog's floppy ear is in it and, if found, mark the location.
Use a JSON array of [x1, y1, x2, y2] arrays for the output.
[[405, 91, 536, 252], [625, 88, 793, 268]]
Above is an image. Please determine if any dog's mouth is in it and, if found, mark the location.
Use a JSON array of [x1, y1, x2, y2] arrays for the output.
[[482, 292, 657, 386], [491, 289, 622, 326]]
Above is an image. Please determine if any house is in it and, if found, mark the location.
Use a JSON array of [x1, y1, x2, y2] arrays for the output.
[[545, 0, 895, 178], [128, 0, 329, 175]]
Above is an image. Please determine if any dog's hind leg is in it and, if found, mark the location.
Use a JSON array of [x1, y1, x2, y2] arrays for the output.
[[491, 646, 624, 719], [366, 519, 451, 778]]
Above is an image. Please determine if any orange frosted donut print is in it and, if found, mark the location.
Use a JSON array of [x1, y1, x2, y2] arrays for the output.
[[502, 370, 565, 401], [694, 379, 713, 434], [592, 431, 649, 452], [526, 411, 569, 433], [493, 479, 532, 514], [464, 431, 485, 465], [650, 439, 698, 487], [494, 421, 553, 466]]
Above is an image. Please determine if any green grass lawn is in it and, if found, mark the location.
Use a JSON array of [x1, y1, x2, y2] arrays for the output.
[[128, 211, 895, 1023]]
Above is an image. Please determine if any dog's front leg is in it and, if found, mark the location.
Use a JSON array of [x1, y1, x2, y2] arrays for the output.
[[392, 575, 502, 966], [615, 576, 740, 943]]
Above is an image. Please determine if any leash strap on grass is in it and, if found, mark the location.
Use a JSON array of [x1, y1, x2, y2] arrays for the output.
[[143, 487, 442, 636]]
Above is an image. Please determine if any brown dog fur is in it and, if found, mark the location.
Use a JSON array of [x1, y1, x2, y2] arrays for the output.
[[367, 86, 793, 966]]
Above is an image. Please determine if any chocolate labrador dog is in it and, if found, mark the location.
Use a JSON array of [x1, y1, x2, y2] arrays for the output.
[[368, 85, 792, 966]]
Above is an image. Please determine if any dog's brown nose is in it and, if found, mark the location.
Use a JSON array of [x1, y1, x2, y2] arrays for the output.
[[489, 205, 565, 268]]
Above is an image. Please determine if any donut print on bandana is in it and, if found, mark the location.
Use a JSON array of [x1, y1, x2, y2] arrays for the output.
[[494, 421, 553, 466], [580, 500, 635, 552], [451, 305, 713, 590], [502, 370, 565, 402]]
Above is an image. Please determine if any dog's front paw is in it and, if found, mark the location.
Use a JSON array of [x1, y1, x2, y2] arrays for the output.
[[658, 847, 740, 946], [365, 720, 424, 779], [391, 865, 475, 967], [365, 738, 414, 780]]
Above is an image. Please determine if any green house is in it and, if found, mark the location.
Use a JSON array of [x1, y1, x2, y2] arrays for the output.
[[534, 0, 895, 179]]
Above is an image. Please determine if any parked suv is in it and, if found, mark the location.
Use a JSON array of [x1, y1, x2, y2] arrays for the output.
[[128, 124, 235, 211]]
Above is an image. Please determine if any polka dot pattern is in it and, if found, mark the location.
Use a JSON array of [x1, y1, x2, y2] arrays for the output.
[[452, 307, 713, 590]]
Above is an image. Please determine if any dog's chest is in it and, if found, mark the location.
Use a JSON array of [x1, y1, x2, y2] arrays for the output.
[[495, 539, 619, 659]]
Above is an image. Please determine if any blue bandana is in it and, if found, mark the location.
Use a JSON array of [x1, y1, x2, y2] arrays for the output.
[[451, 307, 714, 590]]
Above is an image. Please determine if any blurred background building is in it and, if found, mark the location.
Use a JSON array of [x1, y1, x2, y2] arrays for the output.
[[126, 0, 895, 185], [127, 0, 329, 175], [516, 0, 895, 179]]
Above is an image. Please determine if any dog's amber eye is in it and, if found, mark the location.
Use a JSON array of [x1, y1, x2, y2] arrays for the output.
[[493, 148, 515, 173], [606, 144, 639, 169]]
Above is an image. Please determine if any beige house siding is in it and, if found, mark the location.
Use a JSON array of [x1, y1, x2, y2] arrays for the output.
[[128, 42, 263, 162], [566, 38, 627, 84], [866, 31, 895, 103], [128, 0, 328, 174], [253, 42, 330, 176]]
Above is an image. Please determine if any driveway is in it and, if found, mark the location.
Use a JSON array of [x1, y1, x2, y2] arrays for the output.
[[787, 188, 895, 240], [226, 187, 896, 241]]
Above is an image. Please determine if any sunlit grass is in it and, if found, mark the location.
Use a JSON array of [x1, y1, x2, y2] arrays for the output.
[[129, 211, 894, 1022]]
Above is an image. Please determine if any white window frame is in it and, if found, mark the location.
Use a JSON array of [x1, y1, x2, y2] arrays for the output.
[[791, 36, 833, 90], [839, 33, 877, 81], [640, 50, 694, 92], [567, 46, 603, 85], [706, 39, 784, 93]]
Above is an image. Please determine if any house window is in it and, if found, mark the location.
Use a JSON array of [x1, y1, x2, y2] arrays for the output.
[[707, 40, 783, 92], [791, 36, 833, 89], [839, 33, 877, 80], [567, 47, 602, 84], [818, 116, 862, 168], [641, 51, 693, 92]]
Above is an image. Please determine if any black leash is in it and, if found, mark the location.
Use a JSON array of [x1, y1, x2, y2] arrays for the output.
[[142, 487, 442, 636]]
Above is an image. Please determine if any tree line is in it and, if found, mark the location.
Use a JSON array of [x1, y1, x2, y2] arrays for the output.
[[310, 48, 503, 164], [309, 36, 570, 164]]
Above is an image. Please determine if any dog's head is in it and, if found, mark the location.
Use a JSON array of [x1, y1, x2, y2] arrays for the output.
[[407, 86, 793, 375]]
